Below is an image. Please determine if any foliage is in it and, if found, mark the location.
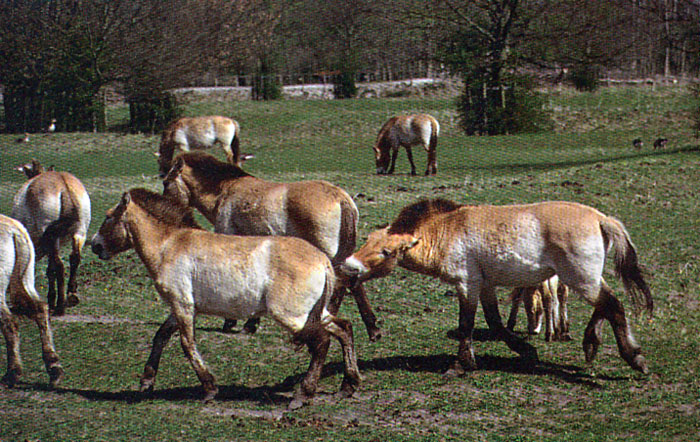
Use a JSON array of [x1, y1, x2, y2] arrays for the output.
[[568, 64, 601, 92], [252, 74, 283, 101], [127, 90, 181, 134], [333, 71, 358, 99], [691, 82, 700, 138]]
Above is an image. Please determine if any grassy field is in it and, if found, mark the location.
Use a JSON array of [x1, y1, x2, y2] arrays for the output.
[[0, 85, 698, 442]]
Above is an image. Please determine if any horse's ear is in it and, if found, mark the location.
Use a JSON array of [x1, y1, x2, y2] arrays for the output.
[[401, 235, 420, 251], [170, 155, 185, 174], [120, 191, 132, 207]]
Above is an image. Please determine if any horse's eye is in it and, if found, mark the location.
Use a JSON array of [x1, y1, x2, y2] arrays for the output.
[[380, 248, 393, 258]]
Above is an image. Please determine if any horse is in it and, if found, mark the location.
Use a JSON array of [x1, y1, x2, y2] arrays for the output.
[[340, 198, 653, 375], [12, 160, 91, 316], [373, 113, 439, 175], [162, 152, 381, 341], [90, 189, 361, 408], [0, 214, 64, 388], [506, 275, 571, 342], [155, 116, 242, 178]]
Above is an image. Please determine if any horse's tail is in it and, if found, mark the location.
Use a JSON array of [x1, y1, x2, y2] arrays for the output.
[[231, 119, 241, 165], [333, 193, 359, 264], [38, 184, 81, 257], [599, 216, 654, 315], [12, 222, 41, 305], [426, 117, 439, 153]]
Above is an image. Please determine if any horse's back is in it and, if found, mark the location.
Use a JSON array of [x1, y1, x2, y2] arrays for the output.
[[385, 113, 438, 146], [11, 171, 90, 243]]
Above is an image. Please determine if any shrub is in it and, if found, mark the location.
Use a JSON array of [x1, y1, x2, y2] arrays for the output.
[[456, 73, 552, 135], [333, 71, 357, 99], [252, 74, 282, 101], [568, 64, 601, 92], [690, 82, 700, 138], [127, 90, 180, 134]]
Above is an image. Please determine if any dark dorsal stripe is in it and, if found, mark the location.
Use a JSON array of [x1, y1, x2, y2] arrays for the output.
[[388, 198, 463, 234], [128, 188, 201, 229]]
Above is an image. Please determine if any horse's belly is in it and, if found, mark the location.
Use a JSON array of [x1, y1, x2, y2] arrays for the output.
[[191, 273, 267, 319]]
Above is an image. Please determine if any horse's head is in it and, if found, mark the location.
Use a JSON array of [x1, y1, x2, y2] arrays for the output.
[[91, 192, 133, 260], [374, 145, 391, 175], [161, 155, 193, 207], [15, 159, 45, 179], [340, 227, 419, 285]]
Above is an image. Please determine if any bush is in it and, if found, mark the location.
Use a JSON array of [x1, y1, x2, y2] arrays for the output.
[[691, 82, 700, 138], [127, 90, 181, 134], [456, 74, 552, 135], [333, 71, 357, 99], [252, 74, 282, 101], [568, 64, 601, 92]]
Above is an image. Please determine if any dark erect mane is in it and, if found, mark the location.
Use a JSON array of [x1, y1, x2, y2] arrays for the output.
[[128, 188, 202, 229], [179, 152, 251, 183], [388, 198, 463, 234]]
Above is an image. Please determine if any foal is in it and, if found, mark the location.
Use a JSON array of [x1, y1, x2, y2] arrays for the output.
[[91, 189, 360, 407], [12, 160, 91, 315]]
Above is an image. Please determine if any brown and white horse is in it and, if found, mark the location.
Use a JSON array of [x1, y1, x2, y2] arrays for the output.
[[162, 152, 381, 341], [506, 275, 571, 342], [90, 189, 360, 408], [340, 199, 653, 375], [0, 214, 63, 388], [374, 114, 439, 175], [156, 116, 242, 177], [12, 160, 91, 316]]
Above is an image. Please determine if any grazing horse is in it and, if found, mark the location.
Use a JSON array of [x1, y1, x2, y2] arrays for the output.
[[90, 189, 361, 408], [156, 116, 242, 177], [340, 198, 653, 375], [162, 152, 381, 341], [12, 160, 91, 316], [374, 113, 439, 175], [506, 275, 571, 342], [0, 214, 63, 388]]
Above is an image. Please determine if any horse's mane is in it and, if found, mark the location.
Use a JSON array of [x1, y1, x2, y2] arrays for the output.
[[128, 188, 202, 229], [179, 152, 251, 183], [388, 198, 463, 234], [376, 116, 399, 148]]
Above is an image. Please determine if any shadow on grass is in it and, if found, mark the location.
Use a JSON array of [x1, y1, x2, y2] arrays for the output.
[[461, 144, 700, 174]]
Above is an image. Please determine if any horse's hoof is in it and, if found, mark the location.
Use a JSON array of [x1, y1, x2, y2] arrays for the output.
[[48, 366, 64, 388], [446, 328, 466, 341], [1, 371, 20, 388], [66, 294, 80, 308], [139, 378, 155, 393], [221, 319, 237, 334], [203, 388, 218, 403], [368, 328, 382, 342], [288, 398, 305, 410], [630, 354, 649, 374]]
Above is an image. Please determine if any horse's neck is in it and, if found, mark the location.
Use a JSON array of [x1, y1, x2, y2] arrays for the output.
[[125, 211, 177, 276], [399, 224, 445, 277]]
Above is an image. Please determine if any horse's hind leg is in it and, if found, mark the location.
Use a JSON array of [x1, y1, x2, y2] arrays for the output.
[[290, 326, 331, 410], [323, 315, 361, 397], [141, 313, 178, 393], [66, 235, 85, 308], [481, 286, 538, 362], [46, 244, 66, 316], [595, 283, 648, 373], [0, 305, 22, 387], [31, 300, 63, 388]]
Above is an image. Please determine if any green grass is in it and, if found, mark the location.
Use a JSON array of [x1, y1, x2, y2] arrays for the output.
[[1, 85, 699, 441]]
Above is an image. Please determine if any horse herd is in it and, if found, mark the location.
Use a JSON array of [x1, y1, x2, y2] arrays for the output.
[[2, 114, 653, 409]]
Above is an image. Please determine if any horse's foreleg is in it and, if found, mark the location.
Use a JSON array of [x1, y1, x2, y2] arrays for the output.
[[175, 309, 218, 401], [387, 146, 400, 175], [140, 314, 178, 393], [290, 327, 331, 410], [0, 305, 22, 387], [349, 283, 381, 342], [481, 286, 538, 362], [31, 300, 63, 388], [542, 286, 554, 342], [404, 146, 417, 175], [446, 283, 479, 376]]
